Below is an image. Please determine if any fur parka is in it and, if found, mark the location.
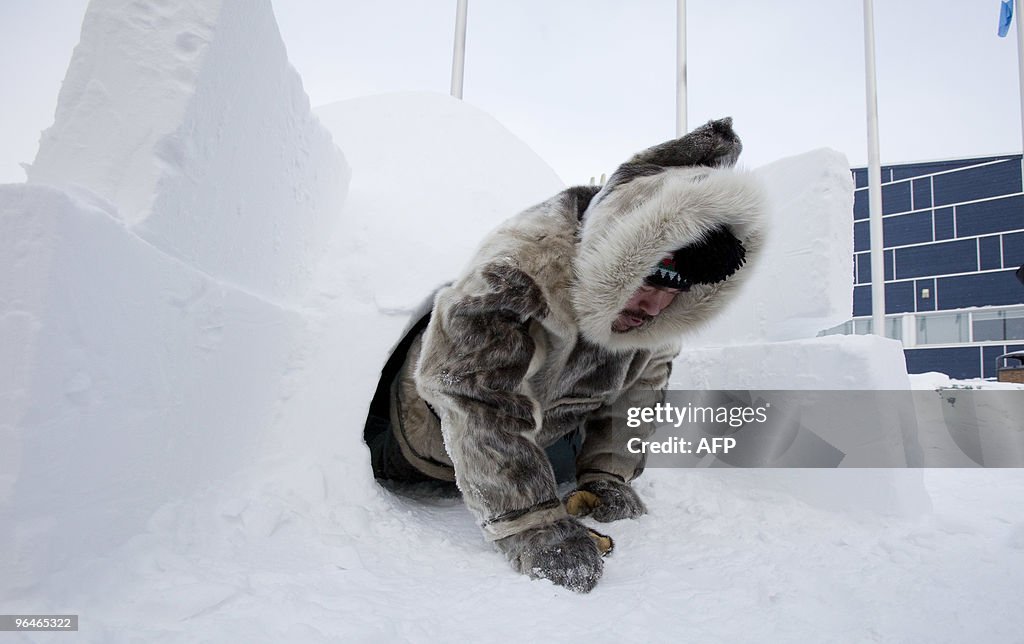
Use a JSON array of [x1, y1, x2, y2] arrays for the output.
[[392, 118, 767, 541]]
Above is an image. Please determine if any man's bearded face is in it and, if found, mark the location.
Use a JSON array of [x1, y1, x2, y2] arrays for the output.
[[611, 285, 680, 333]]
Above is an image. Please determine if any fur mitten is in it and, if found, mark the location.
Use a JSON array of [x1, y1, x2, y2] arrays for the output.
[[564, 479, 646, 522], [494, 518, 604, 593]]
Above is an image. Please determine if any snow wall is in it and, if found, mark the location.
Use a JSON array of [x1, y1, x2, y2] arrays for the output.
[[671, 149, 923, 514], [3, 0, 928, 594], [27, 0, 348, 304], [689, 148, 856, 346]]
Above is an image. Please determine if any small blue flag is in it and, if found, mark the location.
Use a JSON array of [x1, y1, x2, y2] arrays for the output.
[[999, 0, 1013, 37]]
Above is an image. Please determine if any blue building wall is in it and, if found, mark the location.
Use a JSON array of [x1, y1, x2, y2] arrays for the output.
[[850, 155, 1024, 378]]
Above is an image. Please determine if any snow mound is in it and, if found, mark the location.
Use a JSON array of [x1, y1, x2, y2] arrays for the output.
[[910, 372, 1024, 391], [28, 0, 349, 303], [909, 371, 955, 390], [315, 91, 565, 312]]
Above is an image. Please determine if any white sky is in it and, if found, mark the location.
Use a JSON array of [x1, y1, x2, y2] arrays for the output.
[[2, 1, 1022, 185]]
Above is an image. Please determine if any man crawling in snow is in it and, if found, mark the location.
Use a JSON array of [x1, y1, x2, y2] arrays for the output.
[[364, 117, 766, 592]]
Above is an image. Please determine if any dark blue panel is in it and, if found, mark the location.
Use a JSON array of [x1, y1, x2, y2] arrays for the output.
[[882, 181, 912, 215], [895, 239, 977, 279], [1004, 231, 1024, 266], [856, 252, 893, 282], [853, 285, 871, 317], [935, 270, 1024, 309], [955, 195, 1024, 237], [892, 166, 928, 181], [856, 252, 870, 284], [933, 160, 1023, 206], [983, 345, 1008, 379], [915, 278, 936, 311], [885, 156, 1017, 182], [883, 211, 933, 247], [854, 220, 870, 252], [853, 169, 867, 189], [904, 347, 981, 379], [853, 189, 868, 220], [886, 281, 914, 313], [912, 178, 932, 209], [934, 207, 954, 240], [979, 235, 1002, 270]]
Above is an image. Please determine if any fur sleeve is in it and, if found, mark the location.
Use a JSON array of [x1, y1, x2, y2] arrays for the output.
[[415, 262, 569, 540]]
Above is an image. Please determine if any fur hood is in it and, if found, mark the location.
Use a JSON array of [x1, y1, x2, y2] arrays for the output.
[[572, 164, 766, 351], [570, 118, 767, 351]]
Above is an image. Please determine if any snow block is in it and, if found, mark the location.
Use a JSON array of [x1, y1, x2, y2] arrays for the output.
[[912, 385, 1024, 467], [689, 149, 855, 346], [0, 184, 304, 590], [315, 91, 565, 313], [28, 0, 349, 303], [671, 334, 911, 390], [669, 335, 931, 514]]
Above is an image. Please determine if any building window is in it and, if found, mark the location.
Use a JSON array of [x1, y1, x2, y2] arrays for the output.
[[972, 309, 1024, 342], [861, 317, 901, 340], [917, 312, 969, 345]]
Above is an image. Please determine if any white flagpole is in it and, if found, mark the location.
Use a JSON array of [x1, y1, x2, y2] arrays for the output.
[[863, 0, 886, 337], [676, 0, 687, 136], [450, 0, 469, 99], [1016, 0, 1024, 188]]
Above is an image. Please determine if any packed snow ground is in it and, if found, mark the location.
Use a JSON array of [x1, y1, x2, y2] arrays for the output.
[[7, 465, 1024, 642], [3, 2, 1023, 641]]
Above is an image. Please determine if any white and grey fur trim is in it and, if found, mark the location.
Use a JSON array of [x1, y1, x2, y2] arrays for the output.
[[572, 165, 767, 351]]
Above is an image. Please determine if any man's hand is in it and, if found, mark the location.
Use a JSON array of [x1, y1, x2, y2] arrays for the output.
[[494, 518, 604, 593], [564, 479, 646, 522]]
